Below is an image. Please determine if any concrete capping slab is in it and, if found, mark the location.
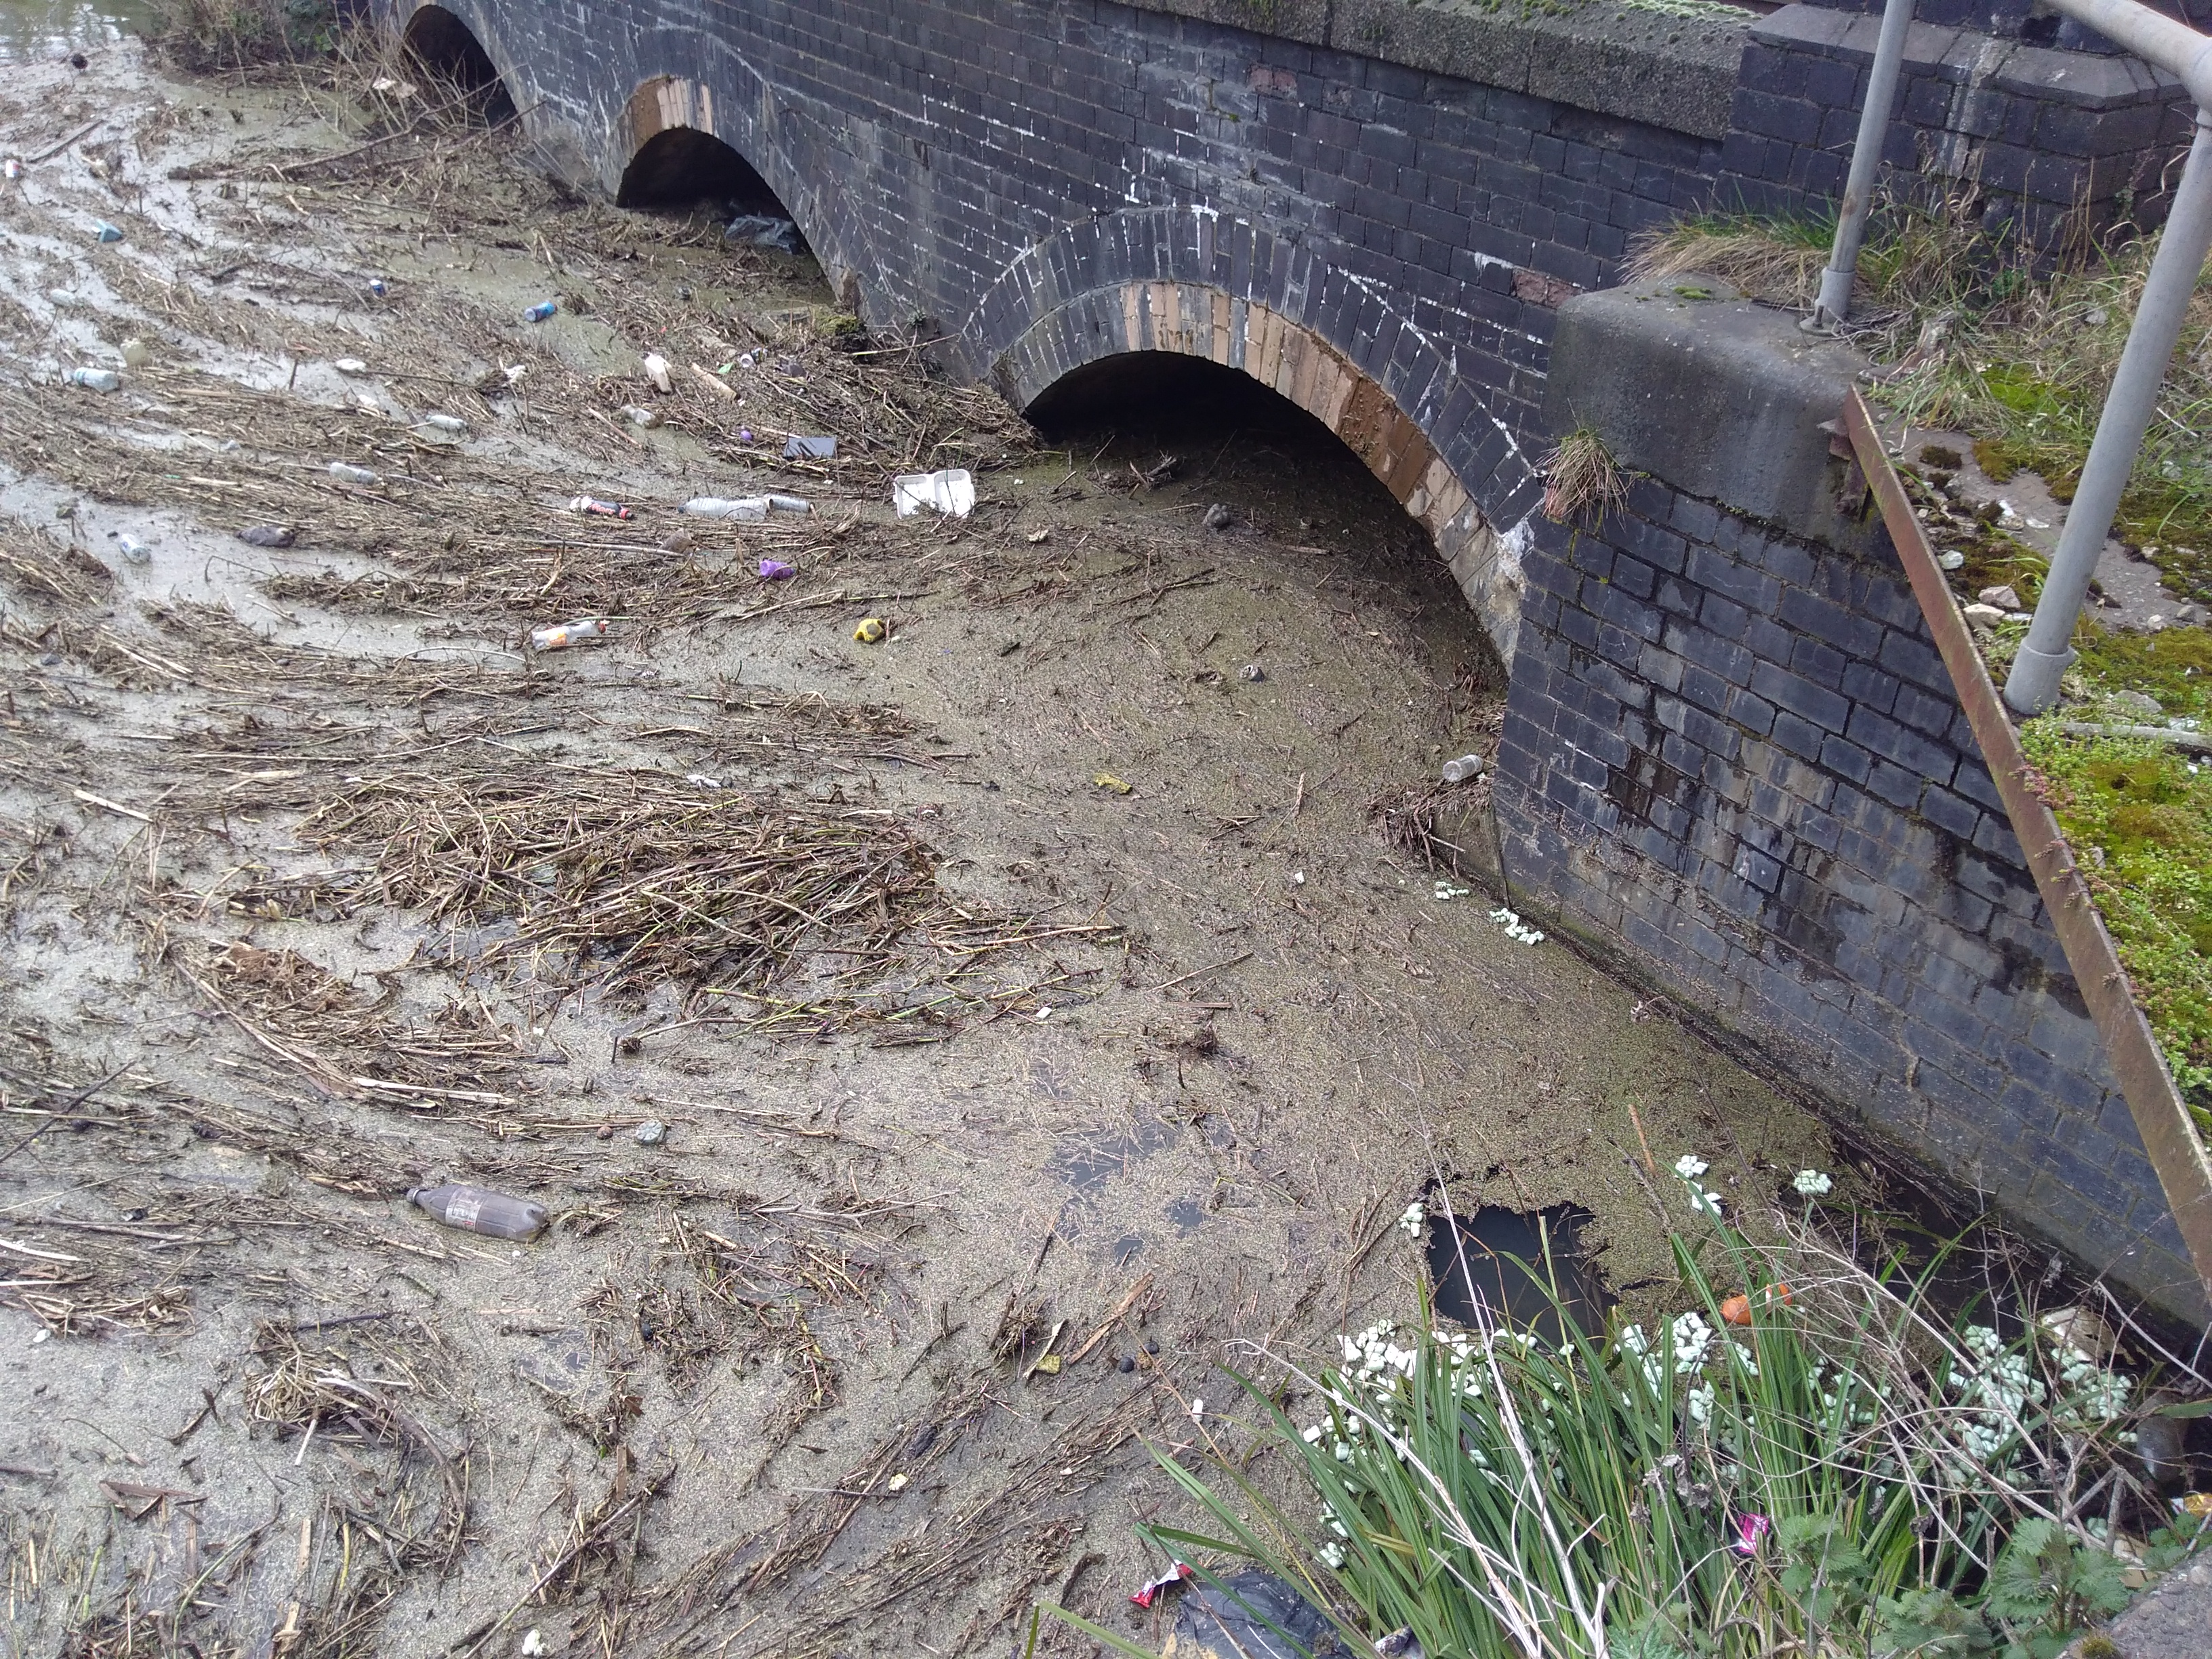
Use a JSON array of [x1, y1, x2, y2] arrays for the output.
[[1122, 0, 1751, 138], [1753, 1, 2185, 106], [1544, 277, 1872, 548]]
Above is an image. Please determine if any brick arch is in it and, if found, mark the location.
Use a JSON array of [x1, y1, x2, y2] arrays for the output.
[[989, 275, 1526, 664], [617, 73, 874, 316], [397, 1, 516, 102]]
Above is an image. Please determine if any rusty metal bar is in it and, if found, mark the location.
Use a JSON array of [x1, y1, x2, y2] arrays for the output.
[[1843, 389, 2212, 1309]]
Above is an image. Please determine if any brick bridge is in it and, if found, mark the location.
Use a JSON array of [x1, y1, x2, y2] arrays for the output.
[[382, 0, 2189, 672], [377, 0, 2209, 1319]]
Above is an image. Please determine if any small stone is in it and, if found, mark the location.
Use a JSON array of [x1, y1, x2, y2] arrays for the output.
[[1203, 503, 1233, 531], [634, 1119, 668, 1147], [1118, 1353, 1136, 1373], [1239, 663, 1265, 682], [1936, 550, 1966, 571], [1961, 602, 2006, 626], [595, 1124, 615, 1141], [2110, 689, 2164, 719], [2175, 603, 2208, 626], [1976, 584, 2022, 610]]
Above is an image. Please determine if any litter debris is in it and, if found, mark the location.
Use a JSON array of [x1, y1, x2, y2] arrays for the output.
[[1490, 906, 1545, 945], [409, 1183, 547, 1240], [783, 434, 837, 460], [2175, 1492, 2212, 1519], [523, 300, 557, 322], [1240, 663, 1265, 682], [367, 278, 388, 298], [737, 427, 755, 443], [119, 338, 148, 368], [565, 496, 633, 520], [117, 533, 150, 565], [1397, 1201, 1426, 1237], [893, 467, 975, 518], [684, 496, 769, 520], [886, 1473, 910, 1492], [417, 413, 468, 437], [683, 494, 809, 520], [758, 558, 796, 580], [93, 220, 123, 242], [1433, 879, 1473, 901], [853, 617, 886, 644], [643, 352, 672, 393], [66, 366, 120, 392], [328, 462, 378, 485], [726, 211, 802, 253], [1936, 550, 1966, 571], [530, 617, 611, 652], [1204, 503, 1233, 531], [333, 356, 369, 374], [1732, 1513, 1773, 1556], [1719, 1284, 1793, 1326], [1032, 1353, 1063, 1375], [621, 403, 663, 428], [2, 159, 18, 182], [690, 363, 736, 400], [1441, 753, 1486, 783], [633, 1119, 668, 1147], [1130, 1562, 1195, 1609], [237, 525, 295, 548], [520, 1631, 547, 1658], [1025, 528, 1051, 544], [1093, 772, 1132, 795]]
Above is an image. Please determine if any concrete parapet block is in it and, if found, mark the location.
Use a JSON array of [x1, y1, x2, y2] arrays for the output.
[[1544, 279, 1874, 552]]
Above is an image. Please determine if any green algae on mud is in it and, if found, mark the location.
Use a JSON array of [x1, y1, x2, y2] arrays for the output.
[[2024, 724, 2212, 1132]]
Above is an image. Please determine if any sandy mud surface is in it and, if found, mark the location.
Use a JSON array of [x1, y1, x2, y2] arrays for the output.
[[0, 40, 1835, 1659]]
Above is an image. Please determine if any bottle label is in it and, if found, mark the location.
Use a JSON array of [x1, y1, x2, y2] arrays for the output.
[[447, 1191, 483, 1227]]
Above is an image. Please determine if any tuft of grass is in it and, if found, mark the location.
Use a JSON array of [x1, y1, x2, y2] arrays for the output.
[[2024, 726, 2212, 1127], [1101, 1178, 2206, 1659], [1542, 427, 1630, 525]]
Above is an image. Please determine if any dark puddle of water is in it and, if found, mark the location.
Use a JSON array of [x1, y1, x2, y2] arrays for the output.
[[1427, 1204, 1610, 1348]]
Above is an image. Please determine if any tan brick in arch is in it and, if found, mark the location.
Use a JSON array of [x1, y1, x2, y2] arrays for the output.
[[627, 75, 716, 150]]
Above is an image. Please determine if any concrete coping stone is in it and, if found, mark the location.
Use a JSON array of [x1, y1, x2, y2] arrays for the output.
[[1544, 276, 1871, 546], [1120, 0, 1752, 139], [1753, 1, 2185, 107]]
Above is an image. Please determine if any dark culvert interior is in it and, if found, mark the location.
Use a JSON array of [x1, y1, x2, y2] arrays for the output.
[[1025, 354, 1428, 557], [400, 5, 518, 125], [617, 127, 798, 230], [1028, 352, 1503, 685]]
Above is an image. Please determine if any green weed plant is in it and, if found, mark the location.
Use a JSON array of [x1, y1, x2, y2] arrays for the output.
[[1049, 1170, 2210, 1658]]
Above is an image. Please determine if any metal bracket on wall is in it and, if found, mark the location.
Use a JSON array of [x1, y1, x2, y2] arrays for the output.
[[1842, 388, 2212, 1311]]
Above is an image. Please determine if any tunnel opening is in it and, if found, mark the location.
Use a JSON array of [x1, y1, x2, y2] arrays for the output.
[[1028, 352, 1430, 562], [617, 127, 800, 247], [401, 5, 516, 125], [1027, 351, 1504, 689]]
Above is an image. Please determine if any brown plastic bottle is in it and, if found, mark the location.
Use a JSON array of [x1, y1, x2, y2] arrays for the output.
[[409, 1184, 547, 1240]]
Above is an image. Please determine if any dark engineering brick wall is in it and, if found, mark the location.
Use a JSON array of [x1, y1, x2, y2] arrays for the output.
[[1493, 480, 2202, 1314]]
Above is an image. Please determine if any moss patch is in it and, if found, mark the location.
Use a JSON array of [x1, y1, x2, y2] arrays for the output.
[[2023, 726, 2212, 1133], [2072, 623, 2212, 723]]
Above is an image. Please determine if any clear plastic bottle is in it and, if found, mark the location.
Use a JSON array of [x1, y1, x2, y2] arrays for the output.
[[117, 533, 150, 565], [565, 496, 632, 520], [682, 496, 770, 520], [531, 617, 611, 652], [329, 462, 378, 485], [409, 1184, 547, 1240], [67, 367, 121, 392]]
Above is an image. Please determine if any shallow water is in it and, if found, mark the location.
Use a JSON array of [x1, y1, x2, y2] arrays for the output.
[[0, 0, 149, 62]]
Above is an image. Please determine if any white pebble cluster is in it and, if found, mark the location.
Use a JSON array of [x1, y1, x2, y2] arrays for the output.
[[1488, 905, 1546, 945]]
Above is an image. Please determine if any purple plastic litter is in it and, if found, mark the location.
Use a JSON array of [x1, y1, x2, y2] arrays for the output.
[[737, 428, 755, 443], [759, 558, 796, 580]]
